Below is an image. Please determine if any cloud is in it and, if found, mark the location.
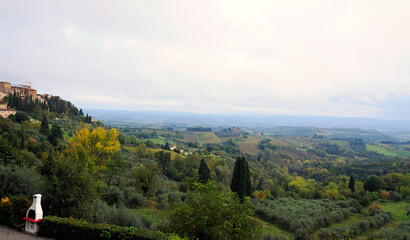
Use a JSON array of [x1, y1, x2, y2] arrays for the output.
[[64, 27, 74, 38], [1, 0, 410, 120]]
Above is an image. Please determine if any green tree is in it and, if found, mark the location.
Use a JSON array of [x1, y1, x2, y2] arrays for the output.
[[48, 124, 63, 146], [231, 156, 251, 200], [198, 158, 211, 184], [130, 163, 161, 195], [167, 181, 259, 240], [41, 153, 97, 219], [40, 116, 49, 136], [155, 151, 171, 174], [364, 175, 382, 192], [349, 175, 356, 192], [15, 112, 29, 123]]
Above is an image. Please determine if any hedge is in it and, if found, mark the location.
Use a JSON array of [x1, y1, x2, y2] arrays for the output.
[[38, 216, 171, 240]]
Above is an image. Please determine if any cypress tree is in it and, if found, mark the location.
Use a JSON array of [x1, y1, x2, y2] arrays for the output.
[[48, 124, 63, 146], [40, 116, 50, 136], [198, 158, 211, 184], [79, 109, 84, 116], [230, 156, 251, 200], [349, 175, 355, 192], [7, 94, 12, 108]]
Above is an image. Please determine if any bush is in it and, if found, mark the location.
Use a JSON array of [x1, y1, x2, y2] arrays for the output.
[[367, 220, 410, 240], [103, 186, 124, 206], [0, 195, 30, 227], [369, 202, 383, 213], [255, 198, 355, 234], [261, 233, 288, 240], [124, 187, 145, 208], [0, 165, 43, 197], [95, 200, 151, 229], [388, 191, 402, 202], [38, 216, 169, 240], [317, 211, 392, 240], [166, 181, 259, 240], [379, 191, 390, 199]]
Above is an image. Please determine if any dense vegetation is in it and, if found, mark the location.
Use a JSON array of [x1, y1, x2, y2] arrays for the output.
[[0, 93, 409, 239], [255, 198, 357, 239]]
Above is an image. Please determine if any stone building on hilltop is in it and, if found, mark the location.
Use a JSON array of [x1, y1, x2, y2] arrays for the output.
[[0, 103, 16, 118], [0, 81, 37, 97], [0, 81, 12, 94]]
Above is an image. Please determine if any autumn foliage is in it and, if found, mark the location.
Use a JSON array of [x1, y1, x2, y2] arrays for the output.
[[66, 127, 121, 172], [379, 191, 390, 199]]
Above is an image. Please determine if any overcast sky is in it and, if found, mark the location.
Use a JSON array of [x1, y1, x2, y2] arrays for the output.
[[1, 1, 410, 120]]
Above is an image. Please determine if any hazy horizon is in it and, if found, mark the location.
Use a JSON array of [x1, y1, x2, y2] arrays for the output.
[[1, 1, 410, 120], [84, 108, 410, 134]]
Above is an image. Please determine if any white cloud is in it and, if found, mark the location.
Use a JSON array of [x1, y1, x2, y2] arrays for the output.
[[64, 27, 74, 38], [1, 0, 410, 120]]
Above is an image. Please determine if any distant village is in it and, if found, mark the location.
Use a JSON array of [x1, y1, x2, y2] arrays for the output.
[[0, 81, 47, 118]]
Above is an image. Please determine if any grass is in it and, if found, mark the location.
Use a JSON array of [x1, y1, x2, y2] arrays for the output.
[[150, 149, 184, 160], [135, 208, 171, 228], [390, 150, 410, 157], [145, 138, 164, 145], [236, 136, 262, 155], [194, 132, 220, 144], [352, 201, 410, 239], [253, 217, 293, 239], [380, 201, 410, 222], [330, 214, 365, 227], [175, 133, 196, 143], [122, 146, 184, 160], [329, 140, 352, 151], [366, 144, 397, 156]]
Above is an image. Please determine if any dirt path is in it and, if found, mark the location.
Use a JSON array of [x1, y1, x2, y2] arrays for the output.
[[0, 225, 54, 240]]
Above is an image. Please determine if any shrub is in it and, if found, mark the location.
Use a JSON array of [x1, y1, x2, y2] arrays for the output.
[[166, 181, 259, 240], [0, 165, 43, 197], [103, 186, 124, 206], [317, 211, 392, 240], [367, 220, 410, 240], [379, 191, 390, 199], [38, 216, 169, 240], [369, 202, 383, 213], [261, 233, 288, 240], [388, 191, 402, 202], [255, 198, 355, 235], [0, 195, 30, 226], [124, 187, 145, 208], [94, 200, 151, 229]]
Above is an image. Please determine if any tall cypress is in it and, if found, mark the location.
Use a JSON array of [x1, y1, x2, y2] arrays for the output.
[[349, 175, 355, 192], [198, 158, 211, 184], [40, 116, 50, 136], [230, 156, 251, 200]]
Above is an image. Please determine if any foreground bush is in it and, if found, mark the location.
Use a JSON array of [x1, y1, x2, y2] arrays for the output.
[[166, 181, 260, 240], [38, 216, 170, 240], [94, 200, 152, 229], [0, 195, 30, 227], [0, 165, 43, 197]]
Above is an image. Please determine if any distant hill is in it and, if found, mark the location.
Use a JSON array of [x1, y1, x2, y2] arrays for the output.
[[84, 109, 406, 141]]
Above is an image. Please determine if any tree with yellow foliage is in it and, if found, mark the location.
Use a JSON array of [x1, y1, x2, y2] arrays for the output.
[[66, 127, 121, 173]]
